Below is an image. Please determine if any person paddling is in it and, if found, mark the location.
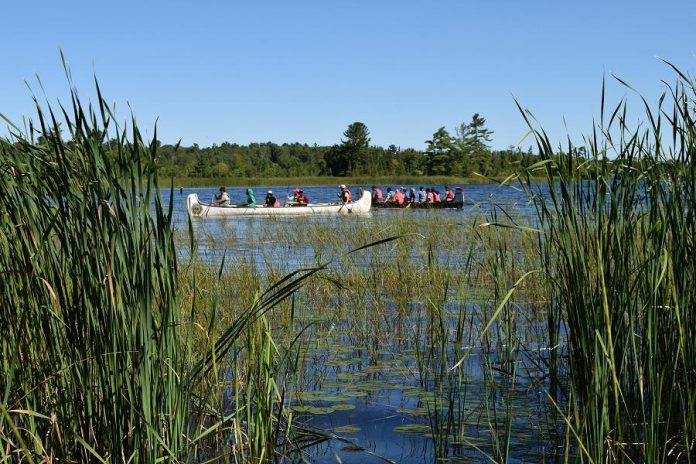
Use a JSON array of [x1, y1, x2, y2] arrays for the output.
[[371, 185, 383, 204], [393, 188, 405, 206], [296, 190, 309, 205], [453, 187, 465, 209], [286, 188, 302, 206], [245, 188, 256, 207], [339, 184, 352, 205], [265, 190, 279, 207], [426, 188, 434, 203], [212, 187, 230, 206]]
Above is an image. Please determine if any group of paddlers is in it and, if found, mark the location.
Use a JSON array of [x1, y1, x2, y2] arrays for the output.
[[210, 185, 354, 208], [371, 185, 464, 208], [211, 184, 463, 208]]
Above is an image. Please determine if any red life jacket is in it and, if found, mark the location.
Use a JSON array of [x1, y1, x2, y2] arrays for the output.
[[434, 193, 441, 202], [342, 190, 352, 203], [445, 190, 454, 201], [374, 188, 382, 200], [273, 200, 280, 207], [427, 192, 434, 203]]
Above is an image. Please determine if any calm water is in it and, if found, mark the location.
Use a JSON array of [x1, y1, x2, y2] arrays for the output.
[[168, 183, 543, 269], [168, 182, 561, 463]]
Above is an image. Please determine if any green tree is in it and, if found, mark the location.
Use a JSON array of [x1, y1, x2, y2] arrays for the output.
[[424, 127, 458, 175], [214, 161, 230, 177], [341, 122, 370, 175], [456, 113, 494, 175], [456, 113, 493, 153]]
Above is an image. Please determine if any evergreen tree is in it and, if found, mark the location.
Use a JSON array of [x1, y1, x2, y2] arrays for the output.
[[340, 122, 371, 175], [424, 127, 457, 175], [456, 113, 493, 153], [456, 114, 494, 176]]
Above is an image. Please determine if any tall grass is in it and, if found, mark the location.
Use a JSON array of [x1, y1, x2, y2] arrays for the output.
[[518, 65, 696, 462], [0, 77, 187, 461], [0, 74, 343, 462]]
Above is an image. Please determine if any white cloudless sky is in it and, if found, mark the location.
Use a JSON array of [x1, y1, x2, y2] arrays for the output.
[[1, 0, 694, 150]]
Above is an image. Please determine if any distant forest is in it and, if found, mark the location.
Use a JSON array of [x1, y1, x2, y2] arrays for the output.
[[157, 115, 540, 179]]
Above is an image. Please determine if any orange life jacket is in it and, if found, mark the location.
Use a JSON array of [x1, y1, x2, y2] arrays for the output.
[[394, 190, 405, 205]]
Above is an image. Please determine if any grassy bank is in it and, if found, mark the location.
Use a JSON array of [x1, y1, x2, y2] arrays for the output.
[[169, 174, 545, 188]]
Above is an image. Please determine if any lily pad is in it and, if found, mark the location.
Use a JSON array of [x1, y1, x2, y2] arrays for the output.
[[393, 424, 431, 434], [332, 404, 356, 411], [334, 425, 361, 433], [396, 407, 429, 416], [306, 406, 335, 415], [316, 394, 349, 402]]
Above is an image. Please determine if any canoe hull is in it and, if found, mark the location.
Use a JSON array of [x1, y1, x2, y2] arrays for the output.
[[374, 201, 464, 210], [187, 190, 372, 217]]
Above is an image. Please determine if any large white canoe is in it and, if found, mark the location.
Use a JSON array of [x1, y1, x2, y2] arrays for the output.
[[187, 189, 372, 217]]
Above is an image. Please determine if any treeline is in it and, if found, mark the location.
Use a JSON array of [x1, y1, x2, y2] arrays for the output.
[[154, 114, 540, 179]]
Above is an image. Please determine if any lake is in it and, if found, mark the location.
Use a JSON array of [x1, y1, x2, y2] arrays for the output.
[[170, 182, 562, 463]]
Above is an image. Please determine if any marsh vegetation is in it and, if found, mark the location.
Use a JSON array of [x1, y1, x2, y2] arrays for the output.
[[1, 65, 694, 463]]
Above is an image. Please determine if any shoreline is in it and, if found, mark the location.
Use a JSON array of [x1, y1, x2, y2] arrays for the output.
[[167, 175, 540, 188]]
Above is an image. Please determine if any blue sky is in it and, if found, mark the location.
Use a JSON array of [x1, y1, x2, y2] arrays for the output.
[[1, 0, 694, 150]]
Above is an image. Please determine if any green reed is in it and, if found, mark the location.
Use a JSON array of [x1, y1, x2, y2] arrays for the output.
[[518, 64, 696, 462], [0, 74, 337, 462], [0, 77, 186, 461]]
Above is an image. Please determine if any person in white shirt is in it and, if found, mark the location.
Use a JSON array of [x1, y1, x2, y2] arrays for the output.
[[212, 187, 230, 206]]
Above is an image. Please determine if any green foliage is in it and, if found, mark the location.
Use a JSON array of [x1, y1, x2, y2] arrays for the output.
[[456, 113, 494, 176], [0, 77, 335, 462], [0, 82, 185, 462], [517, 65, 696, 462], [424, 127, 458, 175], [156, 120, 535, 180]]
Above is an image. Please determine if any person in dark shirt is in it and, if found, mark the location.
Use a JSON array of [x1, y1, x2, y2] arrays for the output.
[[265, 190, 279, 207]]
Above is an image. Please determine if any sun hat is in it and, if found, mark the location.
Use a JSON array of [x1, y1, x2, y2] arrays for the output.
[[339, 184, 346, 189], [267, 190, 272, 194]]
